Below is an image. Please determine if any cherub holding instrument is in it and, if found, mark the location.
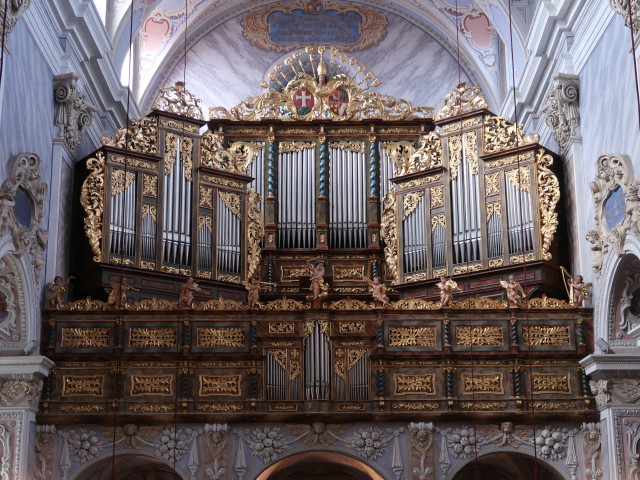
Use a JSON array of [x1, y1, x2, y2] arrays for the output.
[[560, 266, 591, 308], [365, 276, 390, 307], [107, 277, 138, 309], [437, 276, 461, 307], [500, 274, 525, 307], [307, 260, 329, 300], [179, 276, 204, 308], [245, 277, 268, 309], [46, 275, 74, 310]]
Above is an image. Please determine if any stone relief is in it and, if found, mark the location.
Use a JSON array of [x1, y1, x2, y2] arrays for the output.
[[609, 0, 640, 38], [582, 422, 603, 480], [621, 273, 640, 333], [0, 153, 48, 280], [587, 154, 640, 273], [54, 73, 96, 152], [541, 73, 580, 150], [0, 374, 42, 408], [409, 422, 433, 480], [0, 0, 31, 42]]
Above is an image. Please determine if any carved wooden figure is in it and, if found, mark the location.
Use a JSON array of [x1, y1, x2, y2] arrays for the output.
[[500, 275, 525, 307], [46, 275, 74, 310], [179, 276, 204, 309]]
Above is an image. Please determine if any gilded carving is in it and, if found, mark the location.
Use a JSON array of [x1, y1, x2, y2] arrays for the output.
[[269, 322, 295, 334], [246, 188, 264, 280], [80, 153, 105, 262], [261, 298, 310, 310], [59, 404, 105, 413], [456, 326, 503, 346], [152, 81, 204, 119], [279, 141, 316, 153], [403, 191, 424, 219], [486, 202, 501, 218], [62, 375, 103, 396], [109, 155, 156, 170], [381, 189, 399, 284], [201, 174, 245, 189], [324, 298, 373, 310], [101, 116, 158, 155], [142, 174, 157, 197], [532, 373, 571, 394], [505, 166, 531, 192], [529, 401, 576, 410], [440, 116, 482, 132], [392, 402, 439, 410], [196, 327, 245, 348], [132, 297, 175, 311], [281, 266, 310, 281], [217, 274, 241, 284], [462, 373, 503, 394], [160, 117, 199, 133], [521, 325, 571, 346], [407, 131, 443, 172], [199, 186, 213, 208], [388, 326, 437, 347], [391, 298, 439, 310], [451, 264, 482, 275], [485, 172, 500, 196], [196, 403, 243, 412], [448, 135, 462, 179], [394, 373, 435, 395], [199, 375, 241, 396], [526, 295, 571, 309], [195, 298, 244, 310], [338, 322, 366, 333], [463, 130, 478, 174], [405, 272, 427, 283], [332, 265, 365, 280], [128, 327, 177, 348], [488, 259, 504, 267], [430, 185, 444, 208], [60, 327, 110, 348], [459, 402, 507, 410], [329, 141, 365, 153], [397, 173, 442, 189], [201, 130, 263, 175], [127, 405, 174, 413], [483, 116, 539, 154], [335, 348, 367, 380], [509, 253, 536, 265], [130, 375, 173, 396], [436, 82, 488, 120], [484, 151, 534, 170], [431, 214, 445, 232]]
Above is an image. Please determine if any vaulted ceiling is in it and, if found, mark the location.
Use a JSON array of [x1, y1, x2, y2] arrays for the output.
[[104, 0, 535, 115]]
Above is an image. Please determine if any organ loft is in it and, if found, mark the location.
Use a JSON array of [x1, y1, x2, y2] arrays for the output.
[[42, 46, 595, 479]]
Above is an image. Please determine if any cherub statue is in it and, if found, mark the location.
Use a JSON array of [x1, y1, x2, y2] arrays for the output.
[[561, 266, 592, 308], [307, 260, 329, 300], [179, 276, 204, 309], [107, 277, 138, 309], [46, 275, 74, 310], [366, 276, 390, 307], [437, 276, 461, 307], [500, 274, 525, 307], [245, 277, 267, 309]]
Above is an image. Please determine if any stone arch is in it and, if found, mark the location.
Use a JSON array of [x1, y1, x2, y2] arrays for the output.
[[255, 450, 386, 480], [446, 450, 570, 480], [69, 451, 189, 480]]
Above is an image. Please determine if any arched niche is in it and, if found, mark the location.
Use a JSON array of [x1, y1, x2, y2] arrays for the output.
[[69, 451, 188, 480], [255, 450, 385, 480], [448, 451, 569, 480]]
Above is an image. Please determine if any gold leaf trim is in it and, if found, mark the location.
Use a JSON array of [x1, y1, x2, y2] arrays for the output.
[[380, 189, 399, 284], [246, 188, 264, 280], [80, 153, 105, 262], [536, 150, 560, 261]]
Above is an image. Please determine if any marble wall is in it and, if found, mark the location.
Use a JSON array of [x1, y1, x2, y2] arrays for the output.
[[156, 11, 474, 115]]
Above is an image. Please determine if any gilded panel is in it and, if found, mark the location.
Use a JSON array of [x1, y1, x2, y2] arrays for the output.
[[455, 325, 504, 347], [269, 322, 295, 334], [196, 403, 244, 412], [338, 322, 365, 333], [532, 373, 571, 394], [60, 327, 110, 348], [142, 174, 158, 197], [196, 327, 245, 348], [522, 325, 571, 346], [388, 326, 437, 347], [461, 373, 504, 395], [394, 373, 436, 396], [62, 375, 104, 397], [128, 327, 177, 348], [332, 265, 365, 281], [391, 402, 439, 411], [130, 374, 173, 396], [199, 375, 241, 396], [281, 265, 309, 281]]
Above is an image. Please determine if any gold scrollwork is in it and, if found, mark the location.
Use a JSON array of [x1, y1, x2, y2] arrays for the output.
[[62, 375, 104, 396], [80, 153, 105, 262], [394, 373, 435, 395], [532, 373, 571, 394], [279, 141, 316, 153], [128, 327, 177, 348], [161, 266, 192, 275], [324, 298, 373, 310], [389, 326, 437, 347], [218, 274, 242, 284], [405, 272, 428, 283], [536, 150, 560, 261], [195, 403, 243, 412], [403, 191, 424, 219], [141, 204, 157, 222], [199, 186, 213, 208], [381, 141, 415, 177], [452, 264, 482, 275], [522, 325, 571, 346], [142, 174, 157, 197], [486, 202, 502, 219], [391, 402, 439, 410], [488, 259, 504, 268], [526, 295, 572, 310], [196, 327, 245, 348], [111, 169, 135, 196], [505, 166, 531, 192], [201, 174, 245, 189], [59, 404, 106, 413], [463, 130, 478, 175], [436, 82, 488, 120], [407, 131, 443, 173], [261, 298, 310, 310], [509, 253, 536, 265], [197, 215, 212, 232], [448, 134, 462, 180], [485, 172, 500, 196], [101, 116, 158, 155], [333, 265, 365, 280], [128, 405, 175, 413], [219, 191, 242, 218], [456, 326, 503, 346], [459, 402, 507, 410], [484, 151, 534, 170], [338, 322, 366, 333], [430, 185, 444, 208], [130, 374, 173, 396], [431, 214, 446, 232], [381, 189, 399, 284], [60, 327, 110, 348], [529, 401, 576, 410], [440, 116, 483, 132], [201, 130, 264, 175], [391, 299, 439, 310], [160, 117, 200, 133], [152, 81, 204, 120], [462, 373, 503, 394], [329, 141, 365, 153], [397, 173, 442, 189], [269, 322, 295, 334], [199, 375, 241, 396], [483, 115, 539, 154], [246, 188, 264, 281], [335, 348, 367, 380]]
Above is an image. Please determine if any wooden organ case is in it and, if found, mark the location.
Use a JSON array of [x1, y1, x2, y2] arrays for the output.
[[42, 48, 594, 425]]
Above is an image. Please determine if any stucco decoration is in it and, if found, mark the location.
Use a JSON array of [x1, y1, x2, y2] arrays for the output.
[[609, 0, 640, 38], [0, 153, 48, 282], [0, 0, 32, 45], [541, 73, 580, 150], [582, 422, 603, 480], [586, 154, 640, 273], [621, 272, 640, 333], [54, 73, 96, 152]]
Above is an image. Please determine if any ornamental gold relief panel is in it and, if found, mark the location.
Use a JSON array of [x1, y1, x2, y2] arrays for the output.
[[385, 321, 441, 351], [518, 322, 575, 351], [129, 374, 174, 397], [531, 373, 571, 394], [198, 375, 241, 396], [191, 323, 248, 352], [58, 325, 114, 352], [394, 373, 436, 396], [461, 372, 504, 395], [125, 326, 178, 352], [452, 322, 508, 352], [62, 375, 105, 397]]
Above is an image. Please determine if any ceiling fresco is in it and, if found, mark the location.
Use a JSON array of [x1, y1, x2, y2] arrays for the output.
[[105, 0, 534, 114]]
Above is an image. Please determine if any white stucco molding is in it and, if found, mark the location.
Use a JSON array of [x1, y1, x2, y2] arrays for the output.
[[541, 73, 580, 151]]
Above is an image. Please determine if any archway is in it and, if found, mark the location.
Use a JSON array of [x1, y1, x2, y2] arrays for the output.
[[256, 451, 385, 480], [71, 453, 186, 480], [450, 452, 565, 480]]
